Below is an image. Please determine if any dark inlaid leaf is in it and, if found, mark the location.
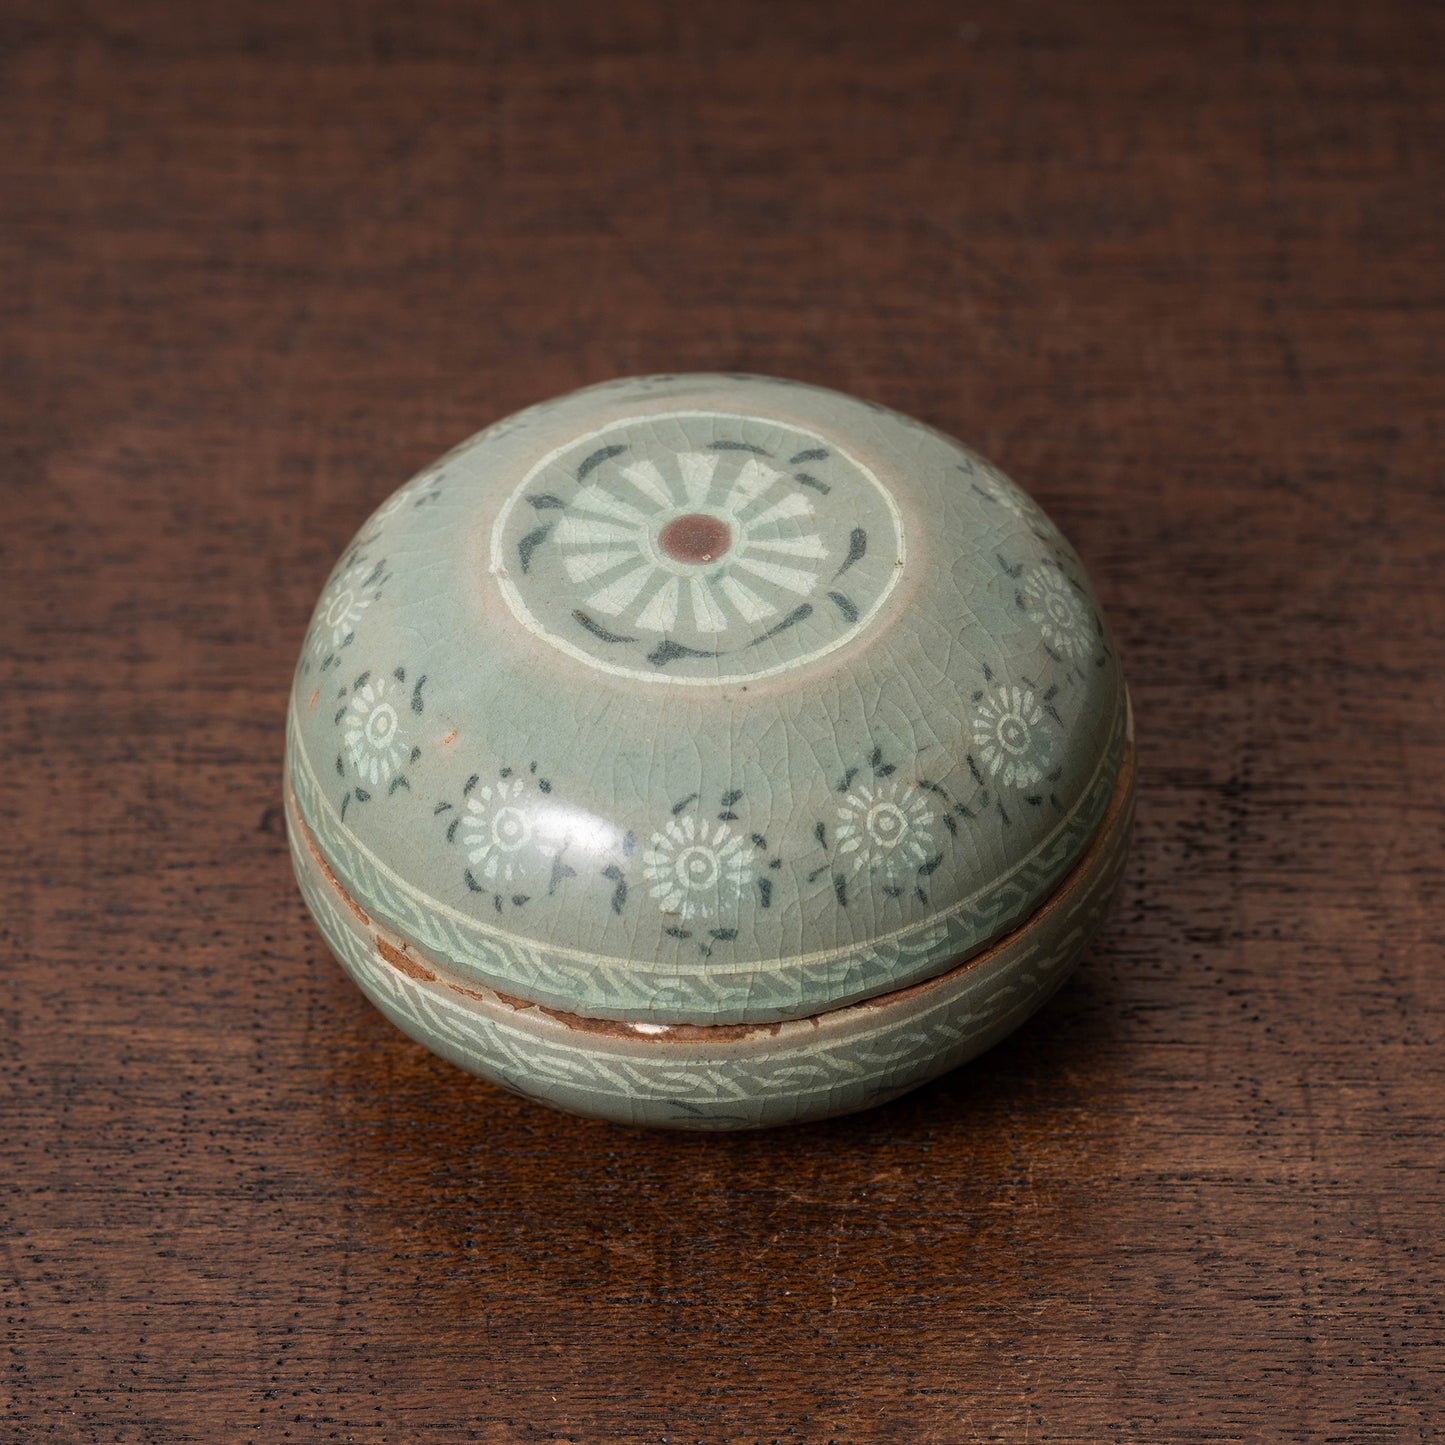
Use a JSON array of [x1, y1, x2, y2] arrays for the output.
[[836, 528, 867, 576], [601, 863, 626, 914], [517, 525, 552, 573], [577, 444, 628, 480], [575, 611, 638, 645], [647, 639, 720, 667], [747, 604, 812, 646]]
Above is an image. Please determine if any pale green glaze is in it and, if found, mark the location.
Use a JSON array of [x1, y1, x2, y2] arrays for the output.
[[285, 375, 1132, 1121], [286, 732, 1134, 1130]]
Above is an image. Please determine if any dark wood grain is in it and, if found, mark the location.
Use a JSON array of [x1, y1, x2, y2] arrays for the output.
[[3, 2, 1442, 1440]]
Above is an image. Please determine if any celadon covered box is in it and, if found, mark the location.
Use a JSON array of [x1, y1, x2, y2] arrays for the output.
[[285, 374, 1134, 1129]]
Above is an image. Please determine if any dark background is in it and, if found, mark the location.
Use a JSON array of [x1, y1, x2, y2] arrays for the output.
[[3, 2, 1443, 1441]]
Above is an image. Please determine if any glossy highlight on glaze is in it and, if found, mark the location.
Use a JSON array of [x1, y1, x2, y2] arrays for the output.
[[286, 374, 1134, 1126]]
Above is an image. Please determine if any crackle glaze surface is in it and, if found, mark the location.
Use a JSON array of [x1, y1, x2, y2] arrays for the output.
[[287, 374, 1127, 1026], [286, 739, 1134, 1130]]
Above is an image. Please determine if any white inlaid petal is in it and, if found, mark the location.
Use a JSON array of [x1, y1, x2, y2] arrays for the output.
[[747, 535, 829, 558], [735, 556, 819, 595], [676, 450, 720, 504], [746, 492, 814, 528], [587, 563, 655, 617], [564, 549, 634, 583], [572, 486, 648, 525], [557, 516, 639, 546], [723, 458, 782, 513], [719, 575, 776, 623], [618, 459, 676, 508], [634, 575, 680, 631], [688, 577, 729, 632]]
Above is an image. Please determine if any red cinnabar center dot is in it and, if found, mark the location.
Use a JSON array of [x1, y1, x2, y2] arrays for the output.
[[658, 512, 731, 564]]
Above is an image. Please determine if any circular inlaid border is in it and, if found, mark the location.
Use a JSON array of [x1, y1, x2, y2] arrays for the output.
[[288, 733, 1135, 1128], [285, 685, 1128, 1023], [488, 410, 907, 686]]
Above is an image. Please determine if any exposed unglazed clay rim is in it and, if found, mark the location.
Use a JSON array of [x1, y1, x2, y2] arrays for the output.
[[290, 731, 1135, 1048]]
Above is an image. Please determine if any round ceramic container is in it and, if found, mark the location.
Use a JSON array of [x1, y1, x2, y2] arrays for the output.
[[285, 374, 1134, 1130]]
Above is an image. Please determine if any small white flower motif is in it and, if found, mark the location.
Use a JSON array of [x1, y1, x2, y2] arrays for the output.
[[1022, 567, 1092, 659], [836, 780, 938, 882], [343, 676, 407, 788], [642, 814, 754, 921], [461, 777, 557, 887], [371, 484, 417, 528], [369, 470, 444, 532], [972, 685, 1054, 789], [971, 468, 1040, 521], [311, 560, 377, 658]]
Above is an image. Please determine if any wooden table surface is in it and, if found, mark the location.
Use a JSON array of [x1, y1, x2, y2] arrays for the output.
[[4, 2, 1442, 1440]]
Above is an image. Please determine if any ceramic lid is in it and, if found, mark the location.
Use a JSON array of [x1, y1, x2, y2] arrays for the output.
[[286, 375, 1127, 1025]]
